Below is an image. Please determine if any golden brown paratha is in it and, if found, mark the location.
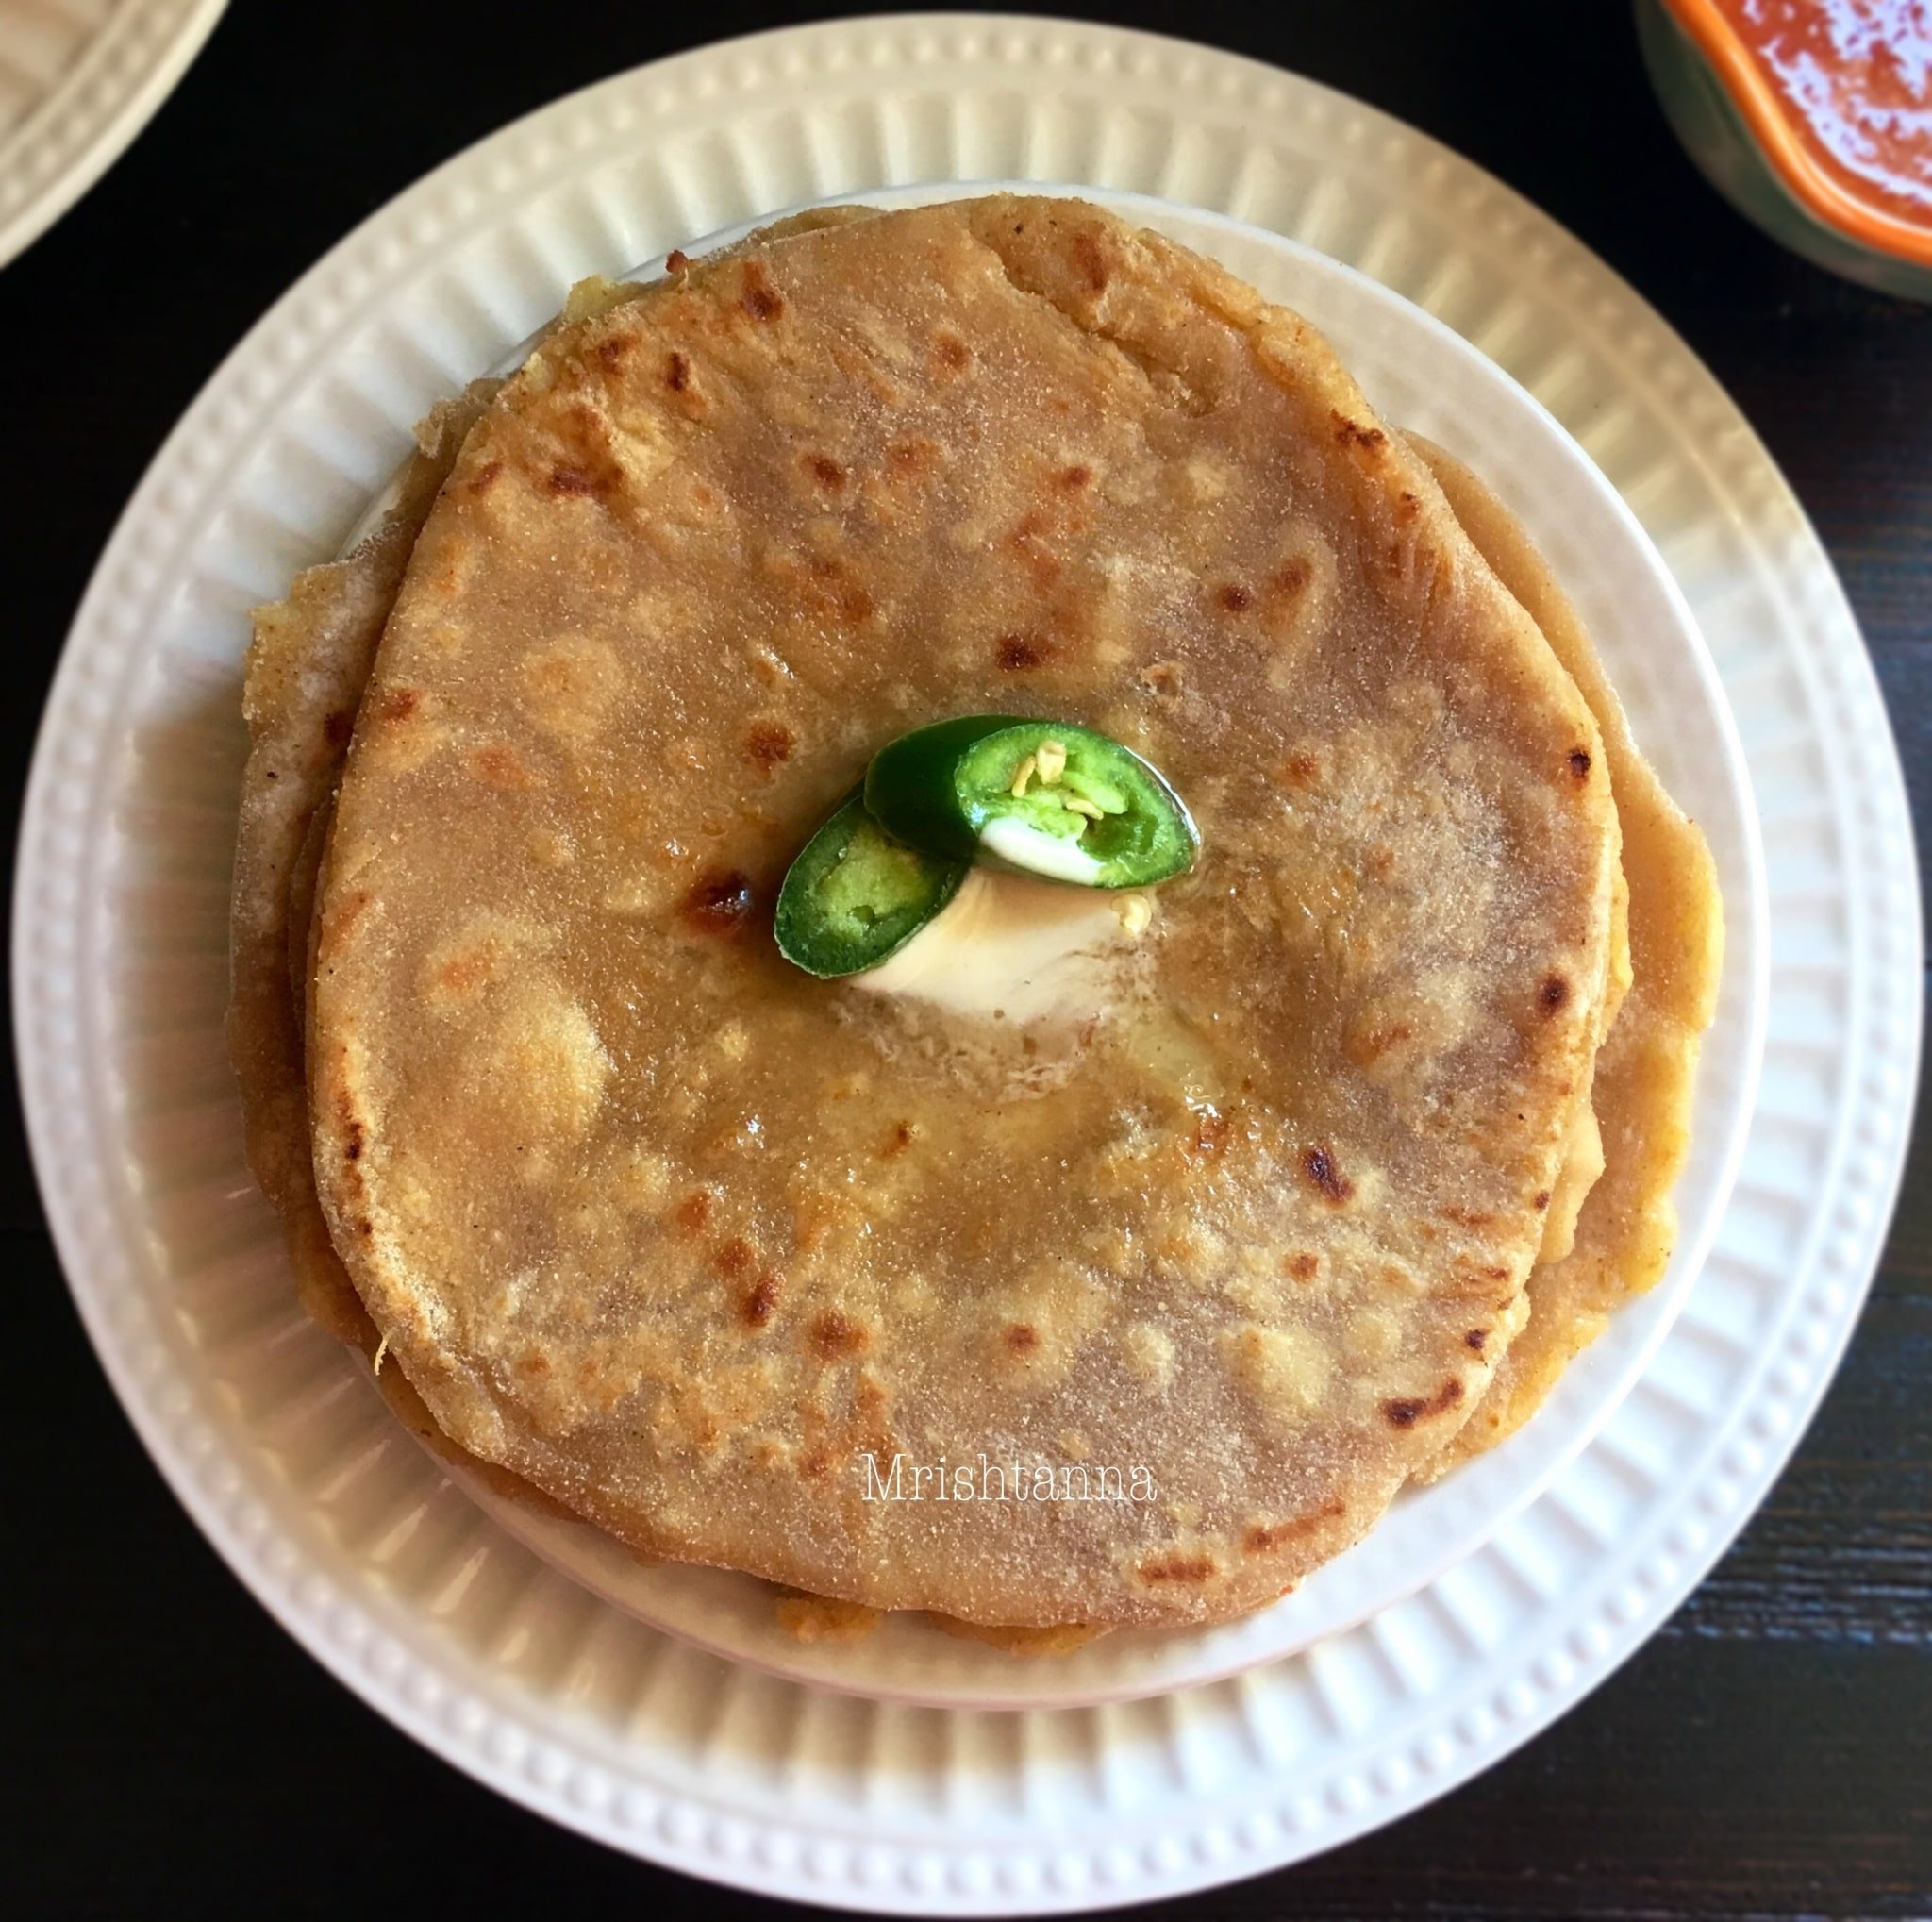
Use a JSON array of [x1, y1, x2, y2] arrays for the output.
[[295, 196, 1619, 1628]]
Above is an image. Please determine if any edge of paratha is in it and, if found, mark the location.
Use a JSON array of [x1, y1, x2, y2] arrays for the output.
[[1404, 437, 1722, 1475], [228, 378, 502, 1342]]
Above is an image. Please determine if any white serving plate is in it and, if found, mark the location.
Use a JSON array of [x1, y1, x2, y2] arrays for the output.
[[14, 15, 1919, 1910], [412, 178, 1766, 1713], [0, 0, 226, 267]]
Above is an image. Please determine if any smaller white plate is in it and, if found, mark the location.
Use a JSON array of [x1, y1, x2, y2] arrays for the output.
[[408, 184, 1770, 1711], [0, 0, 226, 268]]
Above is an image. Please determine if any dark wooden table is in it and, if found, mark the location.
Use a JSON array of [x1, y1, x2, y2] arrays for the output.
[[5, 3, 1926, 1915]]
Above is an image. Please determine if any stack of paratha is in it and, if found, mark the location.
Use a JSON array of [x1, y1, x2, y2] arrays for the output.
[[229, 197, 1720, 1634]]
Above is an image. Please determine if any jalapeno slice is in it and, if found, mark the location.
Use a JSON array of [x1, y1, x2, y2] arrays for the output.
[[774, 790, 969, 978], [864, 717, 1198, 888]]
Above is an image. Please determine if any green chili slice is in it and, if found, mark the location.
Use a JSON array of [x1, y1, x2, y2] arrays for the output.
[[774, 790, 969, 978], [864, 716, 1198, 888]]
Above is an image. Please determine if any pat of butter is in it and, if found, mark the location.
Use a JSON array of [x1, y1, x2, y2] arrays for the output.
[[979, 815, 1105, 885], [855, 869, 1150, 1025]]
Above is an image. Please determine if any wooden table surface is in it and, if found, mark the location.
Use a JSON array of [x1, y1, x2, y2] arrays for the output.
[[5, 3, 1926, 1915]]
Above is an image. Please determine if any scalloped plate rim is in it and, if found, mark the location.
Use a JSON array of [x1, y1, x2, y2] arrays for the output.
[[0, 0, 230, 267]]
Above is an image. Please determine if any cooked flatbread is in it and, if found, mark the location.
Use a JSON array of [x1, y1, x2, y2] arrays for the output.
[[295, 196, 1618, 1627], [1406, 440, 1721, 1471]]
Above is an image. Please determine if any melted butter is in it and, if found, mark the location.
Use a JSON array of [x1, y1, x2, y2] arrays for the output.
[[854, 869, 1149, 1025], [1115, 1002, 1229, 1111], [979, 815, 1106, 884]]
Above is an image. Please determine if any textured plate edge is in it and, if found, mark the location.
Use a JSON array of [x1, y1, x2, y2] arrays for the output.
[[0, 0, 230, 268]]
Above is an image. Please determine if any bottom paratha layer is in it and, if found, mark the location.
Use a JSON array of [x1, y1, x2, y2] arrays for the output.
[[1406, 441, 1723, 1474]]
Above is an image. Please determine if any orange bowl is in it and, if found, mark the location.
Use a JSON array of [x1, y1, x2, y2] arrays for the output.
[[1640, 0, 1932, 296]]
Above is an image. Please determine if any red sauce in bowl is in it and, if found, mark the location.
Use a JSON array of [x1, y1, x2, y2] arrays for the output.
[[1712, 1, 1932, 226]]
